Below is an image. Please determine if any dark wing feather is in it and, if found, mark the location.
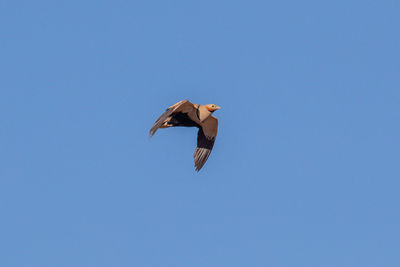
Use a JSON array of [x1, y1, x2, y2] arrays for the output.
[[169, 112, 199, 127], [149, 107, 175, 137], [149, 100, 194, 137], [193, 128, 215, 171]]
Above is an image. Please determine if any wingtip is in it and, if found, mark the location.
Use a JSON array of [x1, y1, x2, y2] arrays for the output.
[[148, 130, 155, 139], [194, 162, 203, 172], [149, 127, 158, 138]]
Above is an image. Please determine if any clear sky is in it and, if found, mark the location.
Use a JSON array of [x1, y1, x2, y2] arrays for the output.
[[1, 0, 399, 266]]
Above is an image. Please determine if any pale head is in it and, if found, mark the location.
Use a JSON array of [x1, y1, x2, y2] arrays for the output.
[[205, 104, 221, 112]]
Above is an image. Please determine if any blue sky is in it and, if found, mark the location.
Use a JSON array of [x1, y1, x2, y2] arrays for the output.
[[1, 0, 399, 266]]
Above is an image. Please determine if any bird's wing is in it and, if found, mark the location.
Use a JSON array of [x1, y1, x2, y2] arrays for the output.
[[149, 100, 195, 137], [193, 116, 218, 171]]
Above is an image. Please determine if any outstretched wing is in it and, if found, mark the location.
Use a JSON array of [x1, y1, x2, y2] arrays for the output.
[[193, 116, 218, 171], [149, 100, 195, 137]]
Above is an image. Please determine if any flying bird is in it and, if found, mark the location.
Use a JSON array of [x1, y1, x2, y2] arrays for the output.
[[149, 100, 221, 171]]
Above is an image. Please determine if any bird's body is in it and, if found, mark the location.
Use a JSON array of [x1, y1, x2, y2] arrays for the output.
[[149, 100, 221, 171]]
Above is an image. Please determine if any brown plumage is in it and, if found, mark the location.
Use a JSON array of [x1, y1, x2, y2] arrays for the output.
[[149, 100, 221, 171]]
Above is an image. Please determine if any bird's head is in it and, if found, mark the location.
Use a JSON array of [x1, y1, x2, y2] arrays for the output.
[[205, 104, 221, 112]]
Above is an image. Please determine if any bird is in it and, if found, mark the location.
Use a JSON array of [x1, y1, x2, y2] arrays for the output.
[[149, 100, 221, 171]]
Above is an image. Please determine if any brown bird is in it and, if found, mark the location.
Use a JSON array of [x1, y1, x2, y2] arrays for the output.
[[149, 100, 221, 171]]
